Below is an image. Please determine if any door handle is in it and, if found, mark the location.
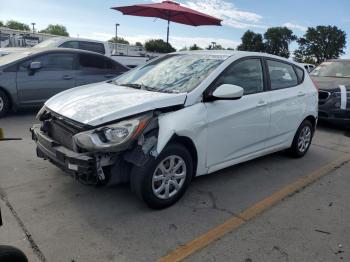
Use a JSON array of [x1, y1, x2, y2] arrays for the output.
[[104, 74, 114, 78], [62, 75, 73, 80], [256, 101, 267, 108], [297, 91, 306, 97]]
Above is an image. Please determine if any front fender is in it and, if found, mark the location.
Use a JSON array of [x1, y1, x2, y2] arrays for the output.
[[157, 103, 208, 176]]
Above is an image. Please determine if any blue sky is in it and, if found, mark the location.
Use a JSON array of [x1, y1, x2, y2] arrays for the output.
[[1, 0, 350, 57]]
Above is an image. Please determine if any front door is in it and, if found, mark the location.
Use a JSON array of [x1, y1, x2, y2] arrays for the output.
[[16, 52, 75, 105], [205, 58, 270, 169]]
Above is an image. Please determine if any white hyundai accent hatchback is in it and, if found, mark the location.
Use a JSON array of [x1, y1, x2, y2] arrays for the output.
[[31, 51, 318, 209]]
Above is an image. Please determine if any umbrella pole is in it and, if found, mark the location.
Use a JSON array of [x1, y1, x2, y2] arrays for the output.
[[166, 19, 170, 44]]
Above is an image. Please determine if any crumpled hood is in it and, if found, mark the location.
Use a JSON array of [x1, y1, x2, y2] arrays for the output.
[[311, 76, 350, 91], [45, 82, 187, 126]]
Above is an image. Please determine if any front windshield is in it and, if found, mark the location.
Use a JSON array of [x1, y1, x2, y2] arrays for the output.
[[311, 61, 350, 78], [115, 54, 225, 93], [34, 38, 63, 48], [0, 51, 32, 66]]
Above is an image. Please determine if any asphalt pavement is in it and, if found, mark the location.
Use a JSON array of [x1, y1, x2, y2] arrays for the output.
[[0, 110, 349, 262]]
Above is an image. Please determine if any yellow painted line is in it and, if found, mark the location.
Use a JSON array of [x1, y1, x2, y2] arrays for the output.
[[156, 154, 350, 262]]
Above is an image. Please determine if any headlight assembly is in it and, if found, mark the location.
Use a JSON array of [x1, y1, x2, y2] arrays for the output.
[[73, 115, 151, 151]]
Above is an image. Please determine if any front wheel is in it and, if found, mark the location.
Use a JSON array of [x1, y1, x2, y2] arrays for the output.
[[0, 90, 10, 118], [288, 120, 314, 158], [130, 143, 193, 209]]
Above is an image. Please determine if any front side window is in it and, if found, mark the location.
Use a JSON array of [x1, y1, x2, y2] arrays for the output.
[[267, 60, 298, 90], [212, 58, 264, 95], [19, 53, 74, 71], [115, 54, 225, 93], [79, 42, 105, 54]]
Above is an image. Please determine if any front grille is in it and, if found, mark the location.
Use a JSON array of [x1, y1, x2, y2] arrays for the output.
[[42, 116, 84, 151], [48, 120, 76, 150]]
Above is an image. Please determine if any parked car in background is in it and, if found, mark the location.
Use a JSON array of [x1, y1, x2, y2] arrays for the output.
[[0, 37, 152, 68], [311, 59, 350, 124], [0, 48, 128, 116], [299, 63, 315, 73], [31, 51, 318, 209]]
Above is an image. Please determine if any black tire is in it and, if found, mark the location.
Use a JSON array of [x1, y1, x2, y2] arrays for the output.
[[0, 89, 10, 117], [0, 245, 28, 262], [130, 143, 193, 209], [288, 120, 314, 158]]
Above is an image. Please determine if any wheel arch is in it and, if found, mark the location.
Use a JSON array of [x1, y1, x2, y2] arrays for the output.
[[0, 86, 13, 109], [303, 115, 317, 131], [168, 134, 198, 177]]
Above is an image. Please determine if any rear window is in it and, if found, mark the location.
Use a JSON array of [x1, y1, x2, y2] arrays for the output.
[[267, 60, 298, 90], [79, 41, 105, 54]]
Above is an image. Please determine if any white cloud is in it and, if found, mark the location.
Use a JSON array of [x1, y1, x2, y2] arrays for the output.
[[80, 32, 239, 49], [283, 22, 307, 32], [151, 0, 265, 29]]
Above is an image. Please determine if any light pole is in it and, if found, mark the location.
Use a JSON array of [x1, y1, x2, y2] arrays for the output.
[[31, 23, 36, 33], [115, 23, 120, 54]]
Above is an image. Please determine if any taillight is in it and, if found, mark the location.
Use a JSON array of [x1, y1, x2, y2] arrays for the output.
[[311, 78, 319, 91]]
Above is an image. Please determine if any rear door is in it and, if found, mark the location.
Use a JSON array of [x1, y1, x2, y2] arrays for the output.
[[16, 52, 75, 105], [75, 53, 127, 86], [265, 59, 306, 147]]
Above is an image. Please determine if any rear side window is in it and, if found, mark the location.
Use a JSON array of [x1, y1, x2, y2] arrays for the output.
[[267, 60, 298, 90], [79, 54, 105, 69], [295, 66, 304, 82], [105, 59, 127, 72], [79, 41, 105, 54]]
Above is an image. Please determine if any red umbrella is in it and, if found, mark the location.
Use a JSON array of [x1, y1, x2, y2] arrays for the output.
[[111, 1, 222, 44]]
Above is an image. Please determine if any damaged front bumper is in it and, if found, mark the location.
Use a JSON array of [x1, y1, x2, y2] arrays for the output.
[[30, 124, 112, 184], [318, 90, 350, 124]]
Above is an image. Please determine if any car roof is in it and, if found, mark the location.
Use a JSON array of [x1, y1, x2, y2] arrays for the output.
[[175, 50, 301, 65], [43, 36, 105, 44], [24, 47, 106, 56], [326, 59, 350, 62]]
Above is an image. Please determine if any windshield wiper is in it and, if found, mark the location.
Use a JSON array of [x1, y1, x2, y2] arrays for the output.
[[119, 83, 143, 89], [119, 83, 180, 94]]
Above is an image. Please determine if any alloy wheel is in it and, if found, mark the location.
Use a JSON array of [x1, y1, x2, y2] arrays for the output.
[[298, 125, 312, 153], [152, 155, 187, 200]]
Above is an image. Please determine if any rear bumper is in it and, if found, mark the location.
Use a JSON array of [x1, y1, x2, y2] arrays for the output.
[[30, 124, 97, 177]]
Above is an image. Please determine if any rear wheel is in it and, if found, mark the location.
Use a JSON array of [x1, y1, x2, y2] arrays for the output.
[[130, 143, 193, 209], [288, 120, 314, 158], [0, 89, 10, 117]]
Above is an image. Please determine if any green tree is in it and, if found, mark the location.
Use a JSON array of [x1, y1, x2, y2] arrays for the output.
[[39, 24, 69, 36], [0, 21, 4, 27], [294, 26, 346, 64], [109, 36, 129, 45], [206, 43, 225, 50], [189, 44, 203, 50], [144, 39, 176, 53], [135, 41, 143, 47], [264, 27, 297, 58], [237, 30, 265, 52], [5, 20, 30, 31]]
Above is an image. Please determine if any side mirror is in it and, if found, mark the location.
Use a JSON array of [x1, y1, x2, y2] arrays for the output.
[[211, 84, 244, 100], [29, 61, 42, 71]]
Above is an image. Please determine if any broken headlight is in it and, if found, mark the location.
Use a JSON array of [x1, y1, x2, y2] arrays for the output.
[[73, 115, 150, 151]]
